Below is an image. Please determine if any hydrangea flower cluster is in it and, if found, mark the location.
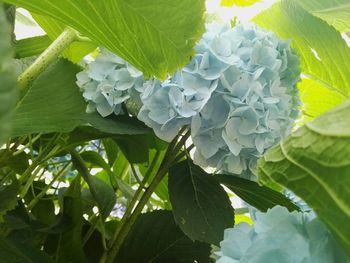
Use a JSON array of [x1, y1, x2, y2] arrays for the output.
[[190, 24, 300, 177], [216, 206, 349, 263], [138, 71, 218, 141], [76, 48, 144, 117], [76, 23, 300, 178]]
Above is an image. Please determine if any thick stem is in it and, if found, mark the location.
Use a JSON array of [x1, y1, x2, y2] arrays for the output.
[[18, 27, 78, 92]]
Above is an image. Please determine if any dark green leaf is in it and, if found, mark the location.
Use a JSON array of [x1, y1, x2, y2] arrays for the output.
[[81, 151, 110, 171], [84, 113, 149, 136], [5, 0, 205, 79], [56, 177, 85, 263], [71, 152, 116, 220], [117, 210, 211, 263], [215, 174, 299, 212], [258, 98, 350, 257], [8, 151, 29, 174], [12, 59, 86, 136], [0, 236, 53, 263], [15, 35, 51, 58], [169, 159, 234, 245], [102, 139, 119, 167], [0, 180, 20, 223]]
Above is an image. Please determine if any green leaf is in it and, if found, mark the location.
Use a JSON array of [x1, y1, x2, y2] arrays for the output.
[[31, 14, 96, 63], [257, 98, 350, 257], [215, 174, 299, 212], [169, 159, 234, 245], [71, 152, 116, 220], [81, 151, 110, 171], [254, 1, 350, 119], [56, 177, 85, 263], [0, 236, 53, 263], [117, 210, 211, 263], [5, 0, 205, 79], [15, 35, 51, 58], [294, 0, 350, 32], [0, 180, 20, 223], [221, 0, 260, 7], [7, 151, 29, 174], [0, 4, 16, 144], [102, 139, 119, 167], [12, 59, 86, 136]]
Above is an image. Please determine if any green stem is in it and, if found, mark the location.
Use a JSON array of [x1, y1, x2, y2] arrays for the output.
[[18, 27, 78, 92], [102, 131, 190, 263], [27, 162, 71, 210]]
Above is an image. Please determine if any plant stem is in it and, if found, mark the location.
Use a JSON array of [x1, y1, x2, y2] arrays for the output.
[[27, 162, 71, 210], [101, 131, 190, 263], [18, 27, 78, 93]]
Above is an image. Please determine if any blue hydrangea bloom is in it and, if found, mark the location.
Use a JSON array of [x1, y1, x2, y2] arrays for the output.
[[216, 206, 349, 263], [76, 48, 144, 117], [137, 71, 218, 141], [191, 23, 301, 178]]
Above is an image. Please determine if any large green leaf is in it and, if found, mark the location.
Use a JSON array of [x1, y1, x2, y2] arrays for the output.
[[117, 210, 211, 263], [15, 35, 51, 58], [216, 174, 299, 212], [12, 59, 86, 136], [294, 0, 350, 32], [258, 98, 350, 257], [254, 1, 350, 119], [31, 14, 96, 63], [169, 159, 234, 245], [0, 4, 16, 144], [5, 0, 205, 79]]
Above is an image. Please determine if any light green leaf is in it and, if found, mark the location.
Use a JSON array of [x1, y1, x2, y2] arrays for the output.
[[0, 4, 16, 144], [169, 159, 234, 245], [5, 0, 206, 79], [15, 35, 51, 58], [294, 0, 350, 32], [258, 98, 350, 257], [12, 59, 86, 136], [254, 1, 350, 119], [221, 0, 260, 7], [31, 14, 96, 63]]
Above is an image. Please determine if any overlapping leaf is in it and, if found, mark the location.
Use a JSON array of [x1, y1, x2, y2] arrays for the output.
[[5, 0, 206, 79], [169, 159, 234, 245], [294, 0, 350, 32], [258, 99, 350, 257], [254, 1, 350, 119]]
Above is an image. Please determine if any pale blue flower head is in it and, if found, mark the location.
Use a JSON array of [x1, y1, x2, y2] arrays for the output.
[[76, 48, 144, 117], [216, 206, 349, 263], [137, 71, 218, 141], [191, 23, 301, 178]]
